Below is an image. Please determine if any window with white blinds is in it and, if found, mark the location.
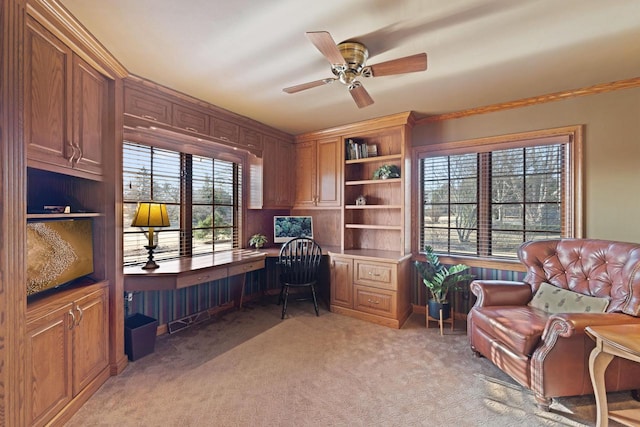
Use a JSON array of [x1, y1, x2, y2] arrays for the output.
[[418, 129, 580, 260], [123, 142, 242, 266]]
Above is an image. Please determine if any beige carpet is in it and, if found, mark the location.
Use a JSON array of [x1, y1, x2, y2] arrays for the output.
[[66, 299, 640, 426]]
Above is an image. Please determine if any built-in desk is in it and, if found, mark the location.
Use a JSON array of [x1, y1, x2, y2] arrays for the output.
[[124, 249, 267, 308]]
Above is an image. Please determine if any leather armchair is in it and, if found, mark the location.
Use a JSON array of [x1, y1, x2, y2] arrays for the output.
[[468, 239, 640, 410]]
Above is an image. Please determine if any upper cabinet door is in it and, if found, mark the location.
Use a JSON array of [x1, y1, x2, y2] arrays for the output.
[[262, 136, 293, 208], [25, 15, 72, 167], [25, 16, 107, 178], [173, 103, 209, 134], [72, 55, 108, 175], [294, 140, 317, 207], [124, 87, 172, 123], [316, 137, 342, 207]]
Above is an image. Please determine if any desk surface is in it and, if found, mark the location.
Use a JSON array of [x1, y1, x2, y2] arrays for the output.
[[124, 249, 265, 276], [124, 249, 266, 292]]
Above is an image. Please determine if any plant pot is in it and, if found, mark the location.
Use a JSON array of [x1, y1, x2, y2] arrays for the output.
[[428, 300, 451, 320]]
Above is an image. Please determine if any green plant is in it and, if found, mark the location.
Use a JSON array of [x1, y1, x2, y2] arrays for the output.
[[372, 164, 400, 180], [414, 245, 473, 304], [248, 233, 268, 249]]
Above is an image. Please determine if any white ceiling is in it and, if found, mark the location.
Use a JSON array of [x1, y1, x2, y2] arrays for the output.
[[60, 0, 640, 135]]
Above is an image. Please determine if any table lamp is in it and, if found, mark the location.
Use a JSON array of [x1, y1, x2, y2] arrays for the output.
[[131, 202, 170, 269]]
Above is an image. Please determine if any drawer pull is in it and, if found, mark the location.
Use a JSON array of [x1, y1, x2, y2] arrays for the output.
[[367, 271, 381, 277], [141, 114, 158, 121], [68, 309, 76, 329], [367, 298, 380, 305], [185, 127, 198, 133]]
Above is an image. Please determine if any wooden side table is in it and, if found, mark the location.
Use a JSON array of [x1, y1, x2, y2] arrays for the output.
[[586, 324, 640, 427]]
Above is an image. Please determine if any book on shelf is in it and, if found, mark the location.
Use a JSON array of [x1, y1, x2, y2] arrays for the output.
[[345, 139, 378, 160]]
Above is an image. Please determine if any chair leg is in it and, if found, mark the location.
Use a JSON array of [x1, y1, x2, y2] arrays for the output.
[[281, 285, 289, 319], [311, 284, 319, 316], [277, 284, 284, 306]]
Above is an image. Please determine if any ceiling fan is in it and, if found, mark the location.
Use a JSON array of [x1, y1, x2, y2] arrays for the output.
[[283, 31, 428, 108]]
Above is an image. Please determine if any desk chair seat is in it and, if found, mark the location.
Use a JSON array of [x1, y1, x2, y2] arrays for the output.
[[277, 237, 322, 319]]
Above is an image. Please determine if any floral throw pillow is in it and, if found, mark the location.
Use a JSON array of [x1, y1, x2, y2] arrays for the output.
[[528, 282, 609, 314]]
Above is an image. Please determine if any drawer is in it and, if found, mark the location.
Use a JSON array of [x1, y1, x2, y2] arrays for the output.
[[228, 259, 265, 276], [354, 285, 396, 318], [124, 87, 172, 124], [354, 260, 396, 291], [177, 268, 228, 288]]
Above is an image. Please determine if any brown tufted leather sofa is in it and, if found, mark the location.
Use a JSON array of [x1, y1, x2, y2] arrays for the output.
[[468, 238, 640, 410]]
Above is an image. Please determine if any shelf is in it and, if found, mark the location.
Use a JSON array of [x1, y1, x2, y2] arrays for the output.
[[345, 154, 402, 164], [345, 178, 401, 186], [27, 212, 103, 219], [345, 224, 402, 230], [345, 205, 402, 210]]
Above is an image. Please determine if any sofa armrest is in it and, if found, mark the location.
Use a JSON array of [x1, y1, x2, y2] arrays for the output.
[[470, 280, 532, 307], [542, 312, 640, 340]]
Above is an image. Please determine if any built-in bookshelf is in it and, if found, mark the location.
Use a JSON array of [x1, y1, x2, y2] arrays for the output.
[[341, 116, 412, 256]]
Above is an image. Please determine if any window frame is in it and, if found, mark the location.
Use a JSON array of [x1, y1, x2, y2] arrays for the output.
[[122, 129, 248, 266], [412, 125, 584, 271]]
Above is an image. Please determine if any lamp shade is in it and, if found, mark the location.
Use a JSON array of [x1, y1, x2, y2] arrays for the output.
[[131, 202, 170, 228]]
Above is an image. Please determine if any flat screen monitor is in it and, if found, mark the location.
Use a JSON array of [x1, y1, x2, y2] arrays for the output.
[[273, 216, 313, 244]]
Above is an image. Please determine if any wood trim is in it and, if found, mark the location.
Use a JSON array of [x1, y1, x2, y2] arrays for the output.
[[416, 77, 640, 124], [295, 111, 415, 141], [27, 0, 127, 78], [2, 1, 28, 425]]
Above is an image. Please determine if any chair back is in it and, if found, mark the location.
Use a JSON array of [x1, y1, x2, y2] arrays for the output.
[[518, 238, 640, 316], [278, 238, 322, 286]]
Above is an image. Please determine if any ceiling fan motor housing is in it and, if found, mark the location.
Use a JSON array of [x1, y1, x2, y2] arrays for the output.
[[333, 42, 368, 85]]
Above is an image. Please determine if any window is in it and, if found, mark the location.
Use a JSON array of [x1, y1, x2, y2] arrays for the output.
[[123, 142, 242, 265], [416, 127, 582, 261]]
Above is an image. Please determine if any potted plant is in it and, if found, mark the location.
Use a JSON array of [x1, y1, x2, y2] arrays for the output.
[[414, 245, 473, 320], [372, 164, 400, 180], [248, 233, 268, 250]]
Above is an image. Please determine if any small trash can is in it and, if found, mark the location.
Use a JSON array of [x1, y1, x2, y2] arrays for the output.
[[124, 313, 158, 361]]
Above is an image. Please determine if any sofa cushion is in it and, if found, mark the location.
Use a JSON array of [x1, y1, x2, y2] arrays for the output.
[[472, 306, 548, 356], [528, 282, 609, 314]]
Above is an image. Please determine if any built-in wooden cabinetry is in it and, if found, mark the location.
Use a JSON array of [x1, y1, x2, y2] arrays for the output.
[[261, 136, 293, 208], [301, 112, 415, 328], [123, 77, 274, 155], [16, 1, 128, 425], [341, 114, 413, 255], [329, 253, 412, 328], [26, 282, 109, 426], [25, 15, 108, 179], [293, 137, 341, 208]]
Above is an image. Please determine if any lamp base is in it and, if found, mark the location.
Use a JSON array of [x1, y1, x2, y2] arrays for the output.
[[141, 245, 159, 270]]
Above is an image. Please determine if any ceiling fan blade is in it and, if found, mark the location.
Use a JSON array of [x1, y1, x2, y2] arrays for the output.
[[306, 31, 345, 65], [348, 82, 374, 108], [367, 53, 427, 77], [283, 78, 335, 94]]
